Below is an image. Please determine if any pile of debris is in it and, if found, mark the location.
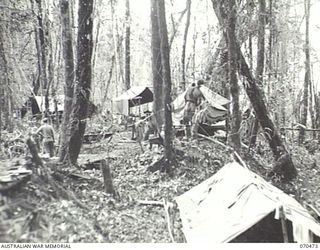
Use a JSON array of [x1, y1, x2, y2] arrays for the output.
[[0, 159, 32, 193]]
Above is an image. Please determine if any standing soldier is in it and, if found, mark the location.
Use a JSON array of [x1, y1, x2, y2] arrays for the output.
[[36, 118, 55, 157], [183, 79, 205, 139]]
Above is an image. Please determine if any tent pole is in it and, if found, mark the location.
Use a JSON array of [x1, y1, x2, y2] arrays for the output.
[[279, 206, 289, 243]]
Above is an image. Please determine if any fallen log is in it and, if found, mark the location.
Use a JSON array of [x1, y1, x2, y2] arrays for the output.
[[137, 200, 165, 206]]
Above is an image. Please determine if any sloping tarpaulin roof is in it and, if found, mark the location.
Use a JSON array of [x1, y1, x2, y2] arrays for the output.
[[176, 162, 320, 243], [113, 86, 153, 115], [34, 95, 65, 113], [171, 85, 230, 126]]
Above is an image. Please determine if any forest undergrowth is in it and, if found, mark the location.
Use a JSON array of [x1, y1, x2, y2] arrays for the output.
[[1, 130, 320, 242]]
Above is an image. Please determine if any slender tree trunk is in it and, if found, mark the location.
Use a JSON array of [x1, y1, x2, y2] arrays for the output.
[[168, 6, 188, 49], [226, 0, 241, 152], [35, 0, 49, 113], [124, 0, 131, 90], [299, 0, 311, 144], [46, 15, 54, 120], [59, 0, 75, 163], [151, 0, 164, 129], [157, 0, 174, 169], [110, 0, 121, 95], [69, 0, 94, 165], [0, 22, 13, 132], [309, 80, 316, 138], [212, 0, 296, 180], [248, 34, 253, 70], [30, 0, 41, 96], [205, 36, 225, 80], [315, 92, 320, 141], [191, 21, 197, 82], [102, 54, 115, 107], [249, 0, 266, 147], [0, 26, 6, 136], [181, 0, 191, 90], [267, 0, 273, 97]]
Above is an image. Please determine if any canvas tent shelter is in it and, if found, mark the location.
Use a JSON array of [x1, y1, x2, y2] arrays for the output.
[[171, 85, 230, 126], [176, 162, 320, 243], [113, 86, 153, 115]]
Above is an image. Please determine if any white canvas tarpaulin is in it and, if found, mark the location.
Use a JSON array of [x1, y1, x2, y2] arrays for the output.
[[176, 162, 320, 243]]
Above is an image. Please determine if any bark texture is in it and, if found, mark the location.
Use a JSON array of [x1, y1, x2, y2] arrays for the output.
[[58, 0, 75, 163], [157, 0, 174, 169], [151, 0, 164, 129], [69, 0, 94, 165], [124, 0, 131, 90], [299, 0, 311, 144], [226, 0, 241, 152]]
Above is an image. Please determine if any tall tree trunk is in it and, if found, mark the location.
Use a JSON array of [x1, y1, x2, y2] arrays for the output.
[[212, 0, 296, 180], [248, 34, 253, 70], [151, 0, 164, 129], [0, 25, 7, 135], [309, 80, 316, 138], [205, 36, 225, 81], [124, 0, 131, 90], [249, 0, 266, 147], [34, 0, 49, 113], [181, 0, 191, 90], [111, 0, 124, 95], [0, 21, 13, 132], [299, 0, 311, 144], [69, 0, 94, 165], [168, 6, 188, 50], [157, 0, 174, 169], [191, 21, 197, 82], [102, 54, 115, 107], [46, 14, 54, 120], [59, 0, 75, 163], [31, 11, 41, 96], [267, 0, 273, 97], [226, 0, 241, 152], [315, 92, 320, 141]]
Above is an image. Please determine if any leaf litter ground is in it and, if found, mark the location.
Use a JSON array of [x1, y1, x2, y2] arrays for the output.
[[1, 131, 320, 242]]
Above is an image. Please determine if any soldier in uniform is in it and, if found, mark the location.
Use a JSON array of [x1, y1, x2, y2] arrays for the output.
[[183, 79, 205, 139], [36, 118, 55, 157]]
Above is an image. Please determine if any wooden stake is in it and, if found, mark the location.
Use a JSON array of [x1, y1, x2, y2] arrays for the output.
[[163, 198, 175, 243], [100, 159, 116, 197], [26, 137, 44, 167], [279, 206, 289, 243]]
